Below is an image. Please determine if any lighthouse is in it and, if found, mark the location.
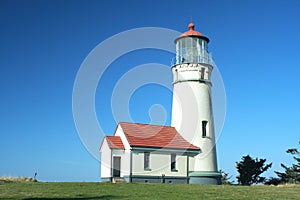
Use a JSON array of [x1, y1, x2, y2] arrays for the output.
[[171, 23, 221, 184], [100, 22, 221, 185]]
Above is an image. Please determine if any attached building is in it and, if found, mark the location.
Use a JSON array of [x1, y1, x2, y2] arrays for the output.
[[100, 122, 200, 183]]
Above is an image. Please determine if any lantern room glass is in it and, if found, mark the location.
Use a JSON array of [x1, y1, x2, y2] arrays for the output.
[[176, 37, 209, 64]]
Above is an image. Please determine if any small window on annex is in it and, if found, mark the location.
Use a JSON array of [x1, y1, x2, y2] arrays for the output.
[[144, 152, 150, 170], [171, 154, 177, 171]]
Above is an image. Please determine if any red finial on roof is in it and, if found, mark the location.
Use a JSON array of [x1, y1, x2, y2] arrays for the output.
[[188, 22, 195, 30]]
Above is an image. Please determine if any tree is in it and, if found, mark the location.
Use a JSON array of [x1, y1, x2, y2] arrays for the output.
[[220, 170, 233, 185], [264, 177, 281, 186], [236, 155, 272, 185], [275, 141, 300, 184]]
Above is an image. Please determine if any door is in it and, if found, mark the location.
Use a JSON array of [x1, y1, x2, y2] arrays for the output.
[[113, 157, 121, 177]]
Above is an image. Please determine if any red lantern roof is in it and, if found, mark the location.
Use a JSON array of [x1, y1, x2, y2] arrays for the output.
[[176, 22, 209, 43], [181, 23, 204, 37]]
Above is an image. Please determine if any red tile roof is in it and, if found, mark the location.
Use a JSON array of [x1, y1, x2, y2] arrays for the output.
[[118, 122, 200, 151], [105, 136, 125, 149]]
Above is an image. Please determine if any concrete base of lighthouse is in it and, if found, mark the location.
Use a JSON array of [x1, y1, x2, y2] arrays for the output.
[[189, 171, 222, 185]]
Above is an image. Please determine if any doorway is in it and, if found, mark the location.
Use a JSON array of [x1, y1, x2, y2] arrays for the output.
[[113, 157, 121, 177]]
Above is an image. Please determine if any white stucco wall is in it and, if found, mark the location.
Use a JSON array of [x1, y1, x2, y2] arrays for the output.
[[132, 152, 188, 177], [189, 156, 195, 171], [100, 139, 111, 178]]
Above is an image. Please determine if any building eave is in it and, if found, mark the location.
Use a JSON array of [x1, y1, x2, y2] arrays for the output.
[[130, 146, 200, 156]]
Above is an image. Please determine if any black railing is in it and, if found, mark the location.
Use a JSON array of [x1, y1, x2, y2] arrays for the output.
[[171, 54, 214, 66]]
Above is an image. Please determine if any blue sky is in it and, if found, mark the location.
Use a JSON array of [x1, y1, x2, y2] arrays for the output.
[[1, 0, 300, 182]]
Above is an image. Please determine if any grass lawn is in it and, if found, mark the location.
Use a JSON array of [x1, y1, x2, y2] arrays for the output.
[[1, 181, 300, 200]]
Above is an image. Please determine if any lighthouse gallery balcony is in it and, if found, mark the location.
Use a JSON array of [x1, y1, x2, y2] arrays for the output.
[[171, 53, 214, 66]]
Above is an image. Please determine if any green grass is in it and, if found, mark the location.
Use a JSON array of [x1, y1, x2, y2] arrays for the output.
[[0, 182, 300, 200]]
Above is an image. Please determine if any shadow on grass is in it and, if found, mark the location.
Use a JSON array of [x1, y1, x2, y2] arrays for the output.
[[0, 180, 12, 184], [23, 195, 124, 200]]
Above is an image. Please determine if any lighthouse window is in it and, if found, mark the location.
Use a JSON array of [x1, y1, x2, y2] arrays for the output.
[[201, 67, 205, 80], [202, 121, 208, 137], [144, 152, 150, 170]]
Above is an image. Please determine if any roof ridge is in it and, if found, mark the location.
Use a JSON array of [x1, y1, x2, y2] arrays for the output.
[[105, 135, 120, 138], [119, 121, 174, 128]]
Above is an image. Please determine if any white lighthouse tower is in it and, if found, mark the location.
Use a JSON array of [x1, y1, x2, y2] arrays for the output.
[[171, 23, 221, 184]]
